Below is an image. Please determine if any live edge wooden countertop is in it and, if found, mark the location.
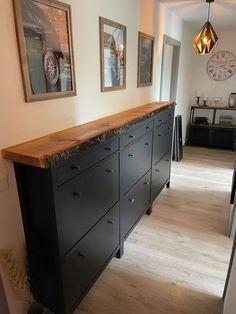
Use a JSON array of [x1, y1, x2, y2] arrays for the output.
[[2, 101, 175, 168]]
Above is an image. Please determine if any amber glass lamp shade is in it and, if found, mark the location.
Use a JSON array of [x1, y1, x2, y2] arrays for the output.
[[193, 21, 218, 55]]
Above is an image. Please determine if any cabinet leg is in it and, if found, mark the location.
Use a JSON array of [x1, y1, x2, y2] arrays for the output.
[[28, 303, 45, 314], [116, 243, 124, 259], [166, 181, 170, 189], [146, 206, 152, 215]]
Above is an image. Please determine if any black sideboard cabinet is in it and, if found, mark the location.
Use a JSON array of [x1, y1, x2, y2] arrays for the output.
[[188, 105, 236, 150], [12, 106, 175, 314]]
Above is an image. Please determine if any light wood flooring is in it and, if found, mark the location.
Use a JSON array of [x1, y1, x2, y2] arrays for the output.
[[76, 146, 235, 314]]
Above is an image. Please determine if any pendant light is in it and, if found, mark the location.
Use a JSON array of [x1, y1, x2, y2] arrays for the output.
[[193, 0, 218, 55]]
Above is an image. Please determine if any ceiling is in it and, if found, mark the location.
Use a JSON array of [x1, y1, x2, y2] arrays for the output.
[[160, 0, 236, 31]]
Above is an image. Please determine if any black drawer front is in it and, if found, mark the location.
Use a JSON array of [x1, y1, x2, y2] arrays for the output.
[[123, 132, 152, 193], [124, 120, 153, 146], [153, 119, 173, 165], [121, 171, 151, 237], [155, 107, 174, 127], [63, 203, 119, 312], [57, 137, 119, 186], [212, 128, 235, 148], [56, 154, 119, 254], [188, 125, 210, 145], [152, 151, 171, 200]]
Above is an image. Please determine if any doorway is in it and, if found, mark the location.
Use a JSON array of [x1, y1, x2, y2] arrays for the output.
[[160, 35, 181, 102]]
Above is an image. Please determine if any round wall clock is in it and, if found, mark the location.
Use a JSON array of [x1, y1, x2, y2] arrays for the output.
[[207, 51, 236, 81]]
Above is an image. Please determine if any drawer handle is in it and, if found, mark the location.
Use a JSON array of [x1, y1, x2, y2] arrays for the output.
[[71, 165, 81, 171], [107, 220, 113, 224], [158, 134, 162, 137], [105, 147, 113, 151], [106, 169, 114, 173], [155, 169, 160, 172], [77, 252, 85, 259], [129, 198, 135, 203], [168, 127, 172, 130], [158, 119, 163, 122], [129, 135, 136, 139], [143, 182, 150, 185], [145, 142, 150, 146], [128, 153, 135, 157], [146, 126, 150, 130], [166, 159, 170, 162], [73, 191, 82, 198], [169, 114, 172, 117]]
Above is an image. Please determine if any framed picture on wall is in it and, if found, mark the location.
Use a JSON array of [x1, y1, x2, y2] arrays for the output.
[[12, 0, 76, 102], [137, 32, 154, 87], [99, 17, 126, 92]]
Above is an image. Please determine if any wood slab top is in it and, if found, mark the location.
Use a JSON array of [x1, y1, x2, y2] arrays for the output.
[[192, 104, 236, 110], [2, 101, 174, 168]]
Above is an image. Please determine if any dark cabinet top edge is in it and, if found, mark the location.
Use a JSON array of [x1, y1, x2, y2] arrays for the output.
[[2, 101, 175, 168]]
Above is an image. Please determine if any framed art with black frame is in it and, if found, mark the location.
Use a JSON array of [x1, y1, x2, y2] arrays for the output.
[[12, 0, 76, 102], [99, 17, 126, 93], [137, 32, 154, 87]]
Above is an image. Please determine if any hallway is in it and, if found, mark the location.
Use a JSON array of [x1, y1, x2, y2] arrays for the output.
[[77, 146, 235, 314]]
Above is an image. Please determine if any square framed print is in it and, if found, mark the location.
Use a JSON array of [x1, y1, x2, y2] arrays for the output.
[[137, 32, 154, 87], [99, 17, 126, 92], [12, 0, 76, 102]]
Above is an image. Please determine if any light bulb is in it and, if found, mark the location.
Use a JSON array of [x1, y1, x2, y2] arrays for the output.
[[203, 37, 208, 44]]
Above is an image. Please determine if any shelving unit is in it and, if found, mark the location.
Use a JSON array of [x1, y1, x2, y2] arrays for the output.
[[188, 104, 236, 150]]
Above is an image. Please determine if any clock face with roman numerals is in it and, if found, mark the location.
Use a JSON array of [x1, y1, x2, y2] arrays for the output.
[[207, 51, 236, 81]]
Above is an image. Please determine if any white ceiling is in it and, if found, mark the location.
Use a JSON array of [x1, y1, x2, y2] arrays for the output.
[[160, 0, 236, 31]]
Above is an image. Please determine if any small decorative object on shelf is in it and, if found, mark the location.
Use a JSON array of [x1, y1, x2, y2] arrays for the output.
[[219, 116, 233, 126], [194, 117, 208, 125], [229, 93, 236, 107], [203, 99, 207, 106], [196, 91, 201, 105], [212, 97, 222, 106]]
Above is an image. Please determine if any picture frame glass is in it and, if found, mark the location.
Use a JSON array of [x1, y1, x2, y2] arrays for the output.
[[14, 0, 76, 101], [138, 33, 154, 87], [100, 18, 126, 92]]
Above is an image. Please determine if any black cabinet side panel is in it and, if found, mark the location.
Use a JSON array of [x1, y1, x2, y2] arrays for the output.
[[14, 163, 66, 314]]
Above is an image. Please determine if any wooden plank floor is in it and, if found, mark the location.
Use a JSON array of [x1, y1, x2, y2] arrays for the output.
[[76, 146, 235, 314]]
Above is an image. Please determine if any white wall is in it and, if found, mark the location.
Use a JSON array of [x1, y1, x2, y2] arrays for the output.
[[155, 2, 197, 143], [161, 44, 174, 100], [0, 0, 195, 313], [192, 30, 236, 105], [175, 21, 198, 142], [191, 30, 236, 124]]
